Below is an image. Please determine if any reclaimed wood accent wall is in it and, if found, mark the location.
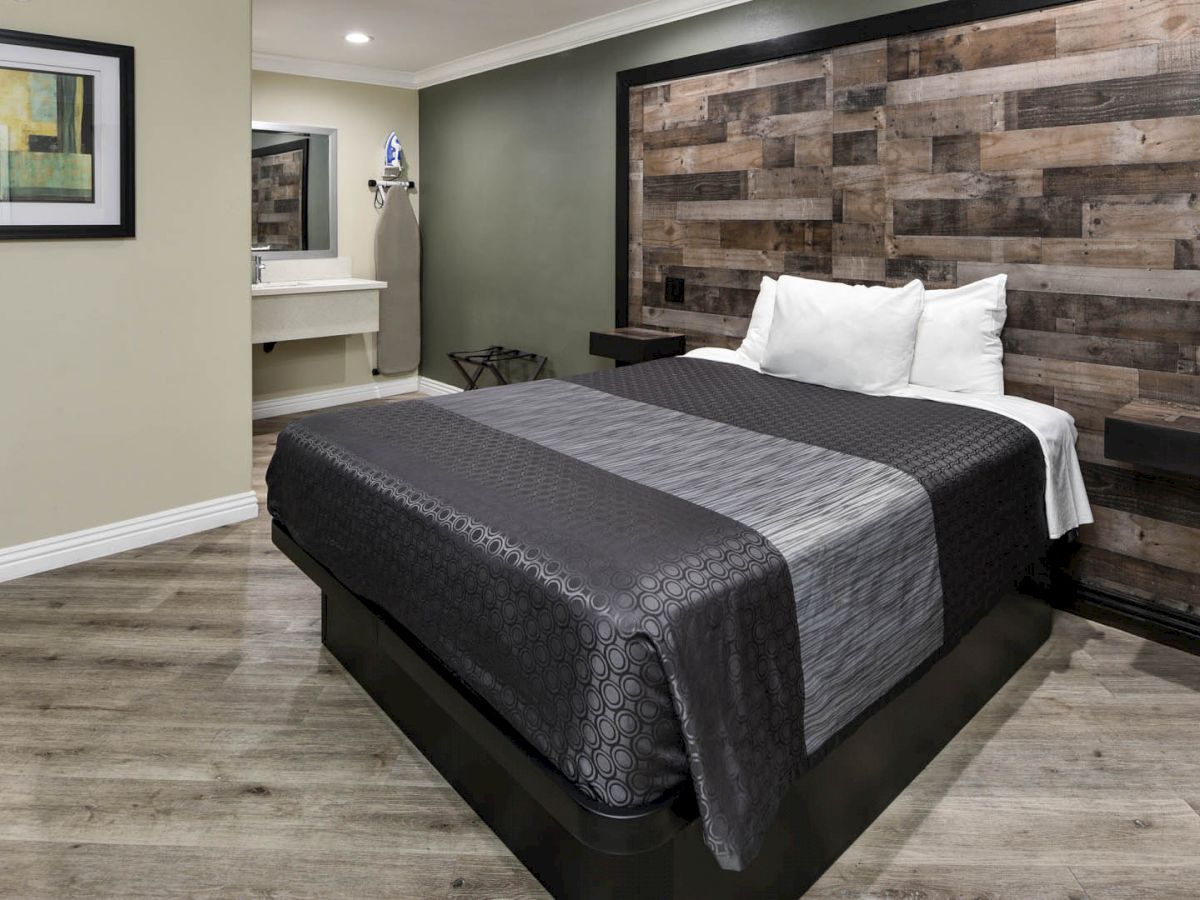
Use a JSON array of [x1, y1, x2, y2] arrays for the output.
[[625, 0, 1200, 617]]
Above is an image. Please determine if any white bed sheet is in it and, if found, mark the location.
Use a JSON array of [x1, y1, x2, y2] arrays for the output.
[[683, 347, 1092, 538]]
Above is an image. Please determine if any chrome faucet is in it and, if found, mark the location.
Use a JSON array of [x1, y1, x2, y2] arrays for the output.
[[251, 247, 269, 284]]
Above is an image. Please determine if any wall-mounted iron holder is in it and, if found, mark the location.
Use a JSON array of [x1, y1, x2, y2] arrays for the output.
[[369, 178, 415, 191]]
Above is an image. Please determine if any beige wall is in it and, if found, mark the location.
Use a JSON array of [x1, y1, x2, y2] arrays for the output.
[[250, 71, 419, 401], [0, 0, 252, 548]]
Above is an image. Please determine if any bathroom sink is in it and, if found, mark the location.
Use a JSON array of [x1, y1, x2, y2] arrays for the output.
[[259, 280, 310, 288]]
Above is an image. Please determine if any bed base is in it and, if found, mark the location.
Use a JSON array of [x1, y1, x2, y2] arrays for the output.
[[273, 520, 1052, 899]]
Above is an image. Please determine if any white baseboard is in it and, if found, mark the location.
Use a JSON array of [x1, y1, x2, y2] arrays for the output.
[[418, 376, 463, 396], [0, 491, 259, 584], [252, 375, 421, 420]]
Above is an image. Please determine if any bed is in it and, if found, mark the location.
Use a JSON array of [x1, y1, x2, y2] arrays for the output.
[[266, 351, 1089, 899]]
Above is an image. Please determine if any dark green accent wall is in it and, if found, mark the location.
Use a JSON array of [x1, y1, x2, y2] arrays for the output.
[[419, 0, 938, 384]]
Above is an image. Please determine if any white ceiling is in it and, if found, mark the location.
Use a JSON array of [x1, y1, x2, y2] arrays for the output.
[[252, 0, 751, 88]]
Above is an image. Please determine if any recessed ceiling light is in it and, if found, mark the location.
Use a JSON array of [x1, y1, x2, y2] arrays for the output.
[[344, 32, 372, 44]]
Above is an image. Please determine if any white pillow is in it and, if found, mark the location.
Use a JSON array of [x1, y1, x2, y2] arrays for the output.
[[761, 276, 925, 395], [734, 276, 776, 367], [910, 275, 1007, 395]]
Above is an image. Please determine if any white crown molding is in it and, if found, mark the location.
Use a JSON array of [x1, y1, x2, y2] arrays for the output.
[[418, 375, 464, 396], [252, 374, 421, 420], [412, 0, 752, 87], [252, 52, 420, 89], [253, 0, 752, 90], [0, 492, 259, 584]]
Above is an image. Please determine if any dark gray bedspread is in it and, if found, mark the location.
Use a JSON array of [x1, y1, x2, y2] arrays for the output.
[[266, 357, 1046, 870]]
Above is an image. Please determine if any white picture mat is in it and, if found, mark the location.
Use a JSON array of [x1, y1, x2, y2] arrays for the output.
[[0, 42, 123, 227]]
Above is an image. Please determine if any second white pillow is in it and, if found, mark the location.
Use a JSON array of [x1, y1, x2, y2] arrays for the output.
[[909, 274, 1008, 395], [760, 276, 925, 395]]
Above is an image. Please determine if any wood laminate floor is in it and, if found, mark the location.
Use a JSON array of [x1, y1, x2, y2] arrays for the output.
[[1, 396, 1199, 898]]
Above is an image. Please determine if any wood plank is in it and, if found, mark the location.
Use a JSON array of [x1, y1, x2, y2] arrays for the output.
[[1011, 72, 1200, 130], [841, 188, 887, 224], [750, 55, 828, 89], [833, 84, 886, 112], [832, 130, 878, 166], [782, 252, 835, 276], [879, 137, 933, 174], [1003, 353, 1140, 396], [1085, 195, 1200, 241], [1071, 545, 1200, 615], [1175, 239, 1200, 269], [1081, 460, 1200, 530], [1041, 238, 1178, 269], [1055, 387, 1132, 434], [643, 96, 708, 131], [794, 133, 833, 166], [726, 109, 831, 139], [721, 220, 832, 253], [707, 79, 827, 121], [643, 280, 759, 317], [889, 234, 1042, 263], [903, 18, 1057, 80], [642, 305, 749, 338], [640, 121, 728, 151], [642, 219, 721, 249], [885, 258, 957, 286], [629, 90, 644, 163], [887, 94, 1004, 139], [664, 68, 753, 99], [833, 222, 884, 256], [958, 262, 1200, 301], [1043, 161, 1200, 196], [1002, 327, 1182, 372], [887, 170, 1043, 200], [930, 133, 979, 172], [747, 166, 831, 199], [643, 139, 763, 177], [886, 44, 1157, 105], [980, 116, 1200, 171], [893, 198, 1083, 238], [659, 265, 779, 294], [832, 256, 886, 283], [831, 40, 886, 89], [681, 247, 786, 272], [1160, 34, 1200, 72], [762, 136, 795, 168], [1082, 506, 1200, 575], [643, 172, 747, 202], [676, 199, 833, 221], [831, 108, 879, 133], [1056, 0, 1200, 54], [1141, 370, 1200, 406], [1005, 290, 1200, 344]]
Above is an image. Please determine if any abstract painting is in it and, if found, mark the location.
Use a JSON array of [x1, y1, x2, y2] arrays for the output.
[[0, 30, 133, 239], [0, 66, 95, 203]]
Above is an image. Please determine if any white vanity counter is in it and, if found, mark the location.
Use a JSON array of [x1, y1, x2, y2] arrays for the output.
[[251, 276, 387, 344], [251, 277, 386, 297]]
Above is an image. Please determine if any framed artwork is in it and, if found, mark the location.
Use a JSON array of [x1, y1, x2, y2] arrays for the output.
[[0, 29, 134, 239]]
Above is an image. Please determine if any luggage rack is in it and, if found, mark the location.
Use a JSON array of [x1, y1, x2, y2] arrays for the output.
[[447, 345, 548, 391]]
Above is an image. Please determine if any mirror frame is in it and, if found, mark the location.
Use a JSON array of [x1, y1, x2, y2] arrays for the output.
[[251, 120, 338, 260]]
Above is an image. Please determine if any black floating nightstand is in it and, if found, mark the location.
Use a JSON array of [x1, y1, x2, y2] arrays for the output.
[[589, 327, 686, 365], [1105, 400, 1200, 477]]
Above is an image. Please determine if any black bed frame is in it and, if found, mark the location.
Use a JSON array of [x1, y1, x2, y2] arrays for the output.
[[274, 520, 1052, 899]]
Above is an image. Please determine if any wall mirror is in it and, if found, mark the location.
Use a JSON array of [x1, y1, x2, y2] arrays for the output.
[[251, 121, 337, 258]]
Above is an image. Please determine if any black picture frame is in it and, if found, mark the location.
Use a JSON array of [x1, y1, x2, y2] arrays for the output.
[[613, 0, 1076, 327], [0, 28, 135, 240]]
